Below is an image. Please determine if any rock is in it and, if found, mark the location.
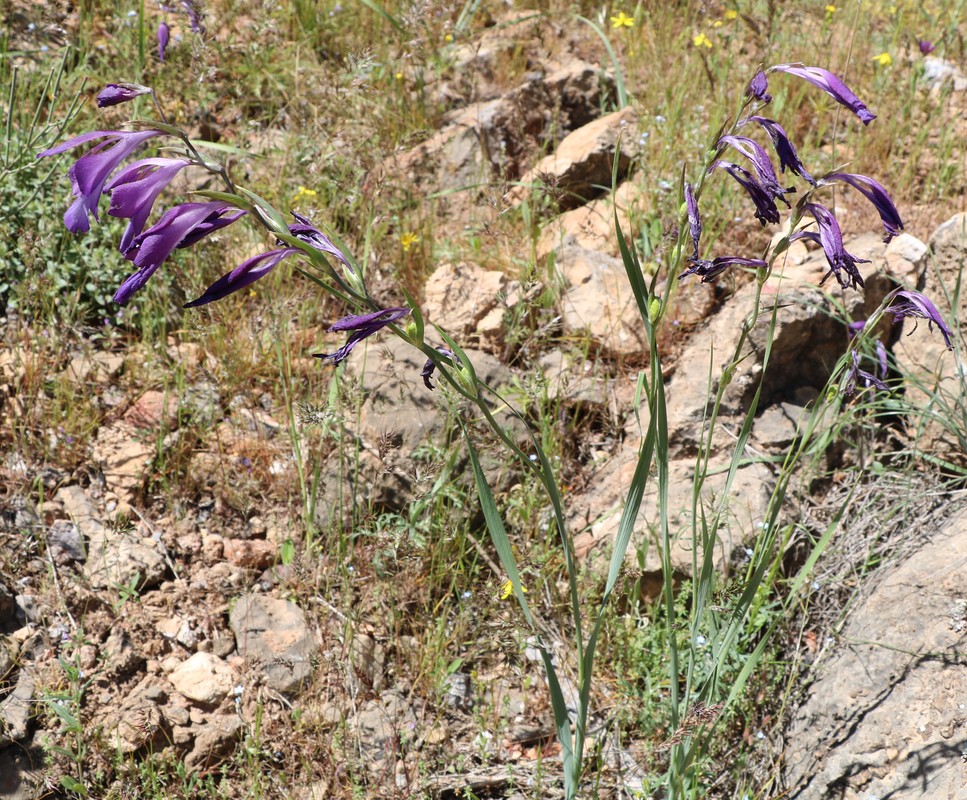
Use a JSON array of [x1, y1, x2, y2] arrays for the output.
[[422, 261, 510, 352], [921, 56, 967, 91], [64, 350, 124, 386], [229, 595, 314, 693], [45, 519, 85, 566], [350, 634, 387, 693], [0, 738, 42, 799], [783, 508, 967, 799], [223, 538, 275, 570], [352, 690, 418, 775], [556, 244, 649, 359], [508, 107, 638, 211], [537, 180, 648, 260], [0, 668, 33, 746], [184, 713, 244, 772], [169, 652, 235, 705], [103, 629, 144, 677]]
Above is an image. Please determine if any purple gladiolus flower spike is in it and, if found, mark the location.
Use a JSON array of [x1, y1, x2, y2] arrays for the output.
[[742, 116, 816, 186], [746, 70, 772, 103], [684, 183, 702, 258], [844, 350, 889, 394], [37, 129, 165, 234], [314, 308, 411, 366], [97, 83, 153, 108], [679, 255, 768, 283], [116, 201, 245, 305], [107, 157, 191, 252], [158, 21, 170, 61], [792, 204, 869, 289], [820, 172, 903, 242], [422, 347, 463, 390], [185, 212, 351, 307], [887, 290, 954, 350], [770, 64, 876, 125], [710, 160, 781, 225], [718, 135, 795, 206]]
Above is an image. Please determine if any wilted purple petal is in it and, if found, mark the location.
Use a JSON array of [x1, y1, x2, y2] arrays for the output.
[[107, 157, 191, 252], [770, 63, 876, 125], [678, 255, 768, 283], [37, 129, 165, 234], [116, 201, 244, 305], [288, 212, 353, 272], [315, 307, 411, 366], [746, 70, 772, 103], [422, 347, 462, 390], [718, 135, 795, 206], [887, 290, 953, 349], [185, 248, 296, 308], [181, 0, 204, 32], [792, 204, 869, 289], [710, 160, 781, 225], [158, 21, 170, 61], [820, 172, 903, 242], [97, 83, 153, 108], [847, 320, 889, 378], [844, 350, 888, 395], [684, 183, 702, 258], [742, 116, 816, 186], [919, 40, 935, 55]]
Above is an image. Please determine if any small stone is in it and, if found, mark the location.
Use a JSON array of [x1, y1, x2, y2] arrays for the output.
[[184, 713, 244, 772], [223, 538, 275, 570], [230, 595, 314, 693], [169, 652, 235, 705], [45, 520, 85, 565]]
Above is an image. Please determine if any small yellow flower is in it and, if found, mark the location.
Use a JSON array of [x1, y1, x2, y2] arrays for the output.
[[444, 33, 453, 43], [395, 71, 403, 81], [825, 4, 836, 12], [610, 11, 634, 28], [400, 232, 420, 252], [500, 579, 527, 600], [713, 19, 724, 28], [292, 185, 318, 203], [872, 52, 892, 67], [693, 32, 712, 49], [724, 9, 738, 19]]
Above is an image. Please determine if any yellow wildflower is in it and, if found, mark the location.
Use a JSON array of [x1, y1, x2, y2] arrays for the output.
[[395, 71, 403, 81], [400, 232, 420, 252], [444, 33, 453, 43], [825, 4, 836, 12], [500, 579, 527, 601], [724, 9, 738, 19], [693, 32, 712, 49], [872, 52, 892, 67], [610, 11, 634, 28], [292, 185, 318, 203], [713, 19, 723, 28]]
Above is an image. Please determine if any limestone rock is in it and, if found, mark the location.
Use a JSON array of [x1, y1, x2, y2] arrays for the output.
[[557, 244, 649, 359], [0, 668, 33, 746], [184, 713, 244, 772], [422, 261, 510, 352], [230, 595, 314, 693], [509, 107, 638, 211], [783, 508, 967, 799], [169, 652, 235, 705]]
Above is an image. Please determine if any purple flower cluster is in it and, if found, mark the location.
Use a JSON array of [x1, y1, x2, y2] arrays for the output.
[[38, 85, 417, 372], [681, 62, 955, 387], [157, 1, 205, 62]]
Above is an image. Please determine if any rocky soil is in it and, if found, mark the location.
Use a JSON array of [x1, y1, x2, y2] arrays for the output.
[[3, 9, 967, 800]]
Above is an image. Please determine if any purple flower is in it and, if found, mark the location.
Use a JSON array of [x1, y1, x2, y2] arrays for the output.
[[106, 157, 191, 252], [847, 320, 888, 378], [770, 64, 876, 125], [314, 308, 411, 366], [181, 1, 204, 33], [919, 40, 935, 55], [710, 160, 781, 225], [158, 21, 170, 61], [819, 172, 903, 242], [844, 350, 888, 394], [678, 255, 768, 283], [746, 70, 772, 103], [185, 212, 352, 307], [742, 116, 816, 186], [37, 129, 165, 234], [684, 183, 702, 258], [422, 347, 462, 389], [886, 290, 954, 349], [718, 135, 795, 206], [96, 83, 153, 108], [792, 204, 869, 289], [116, 201, 245, 305]]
